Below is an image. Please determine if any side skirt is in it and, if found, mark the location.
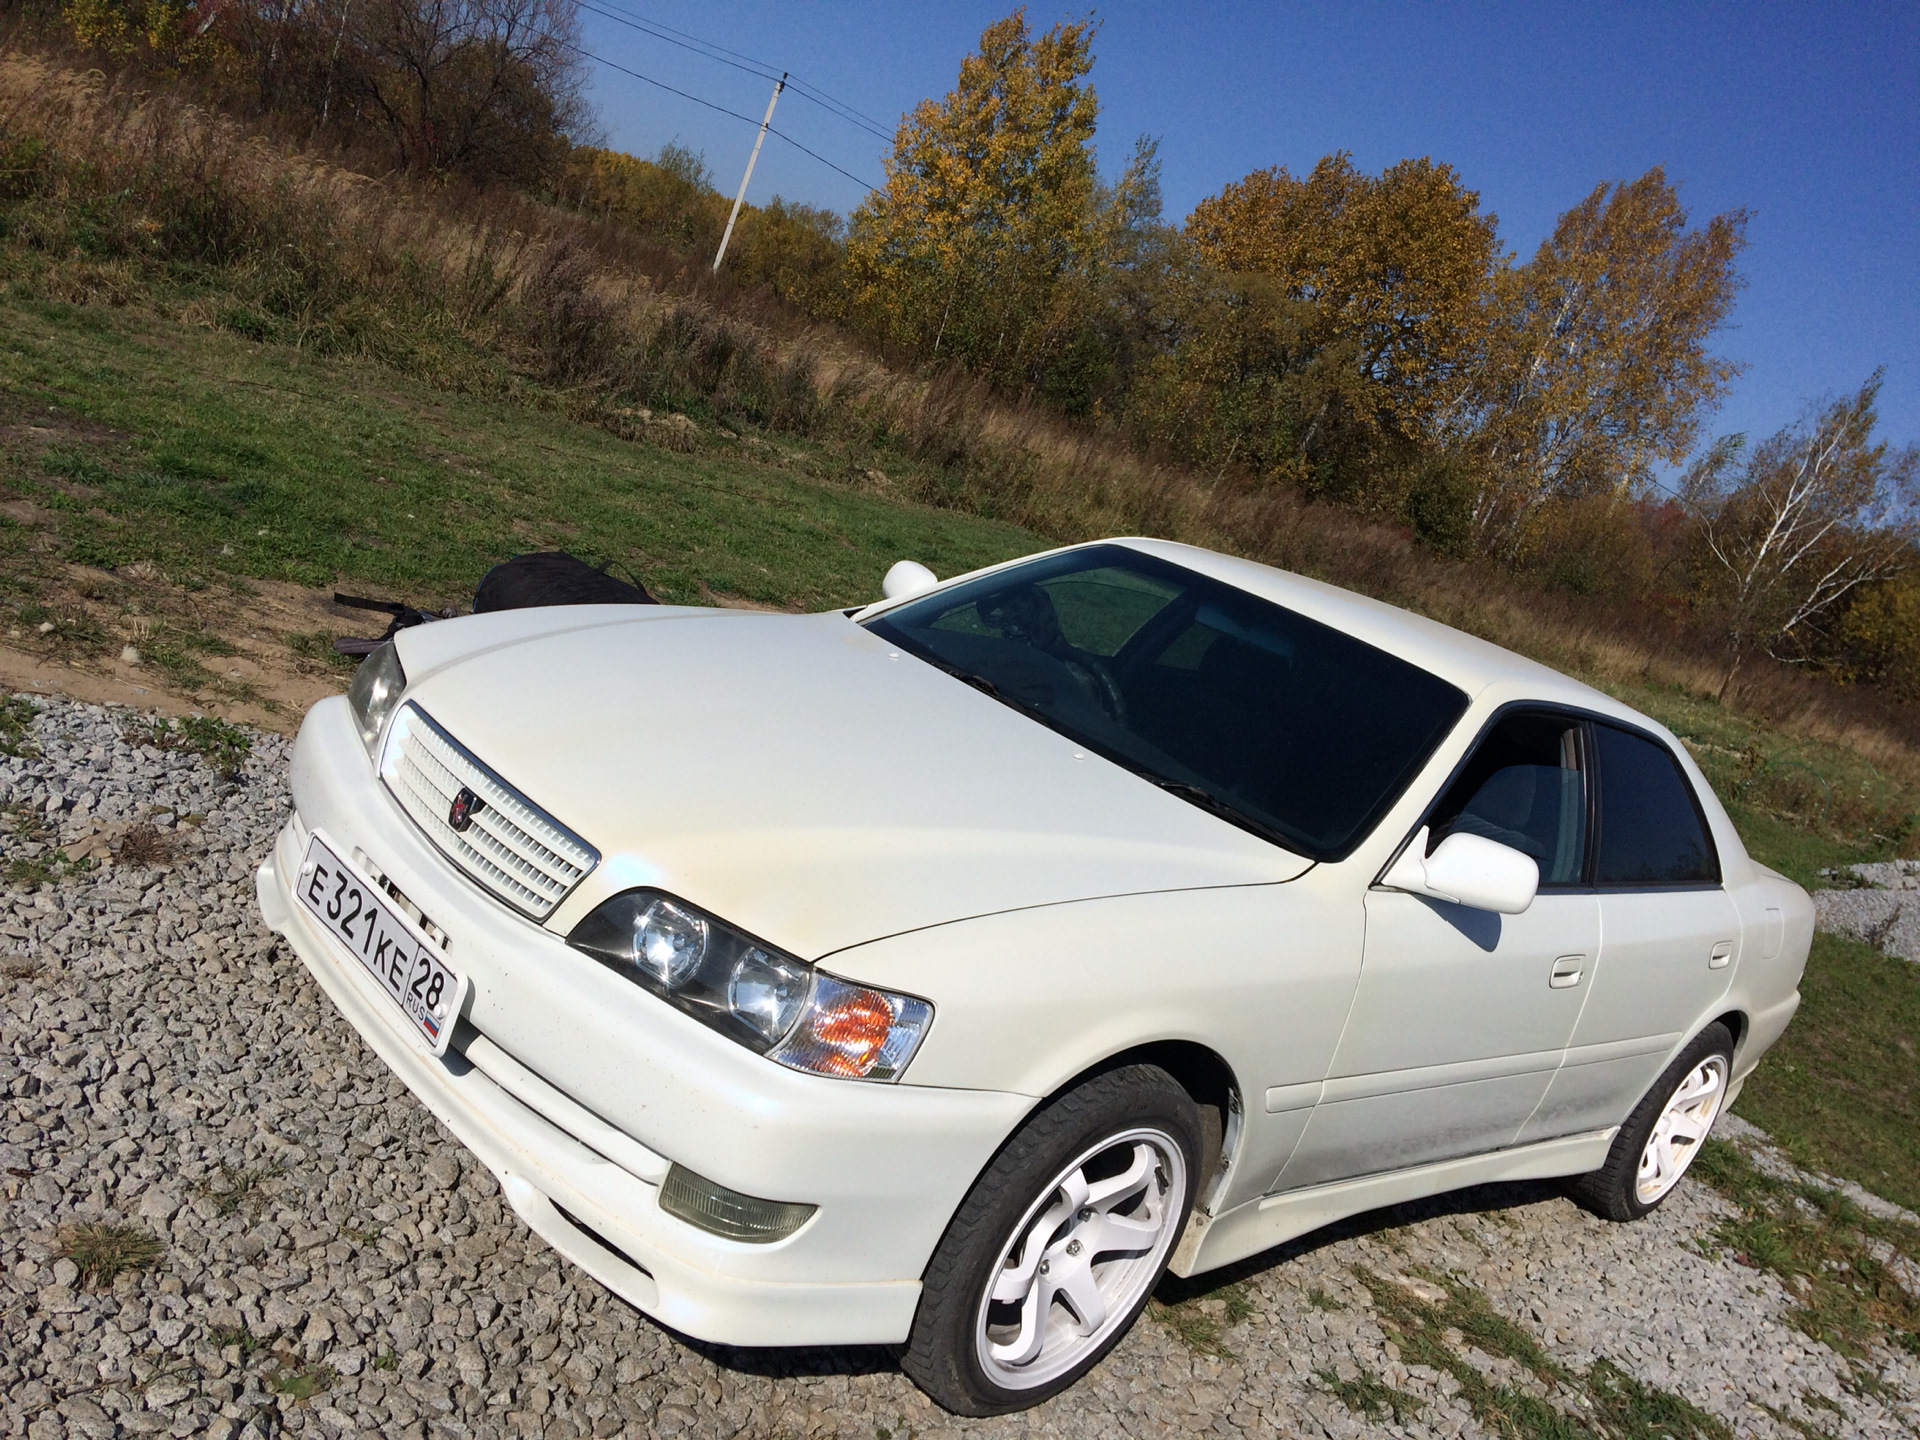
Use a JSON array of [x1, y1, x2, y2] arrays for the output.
[[1170, 1127, 1617, 1277]]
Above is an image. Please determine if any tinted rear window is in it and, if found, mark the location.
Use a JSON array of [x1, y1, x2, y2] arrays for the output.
[[866, 545, 1468, 860], [1593, 724, 1719, 886]]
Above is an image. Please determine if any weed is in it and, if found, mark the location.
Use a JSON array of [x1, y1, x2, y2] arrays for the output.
[[1, 956, 40, 979], [1306, 1284, 1345, 1311], [267, 1362, 335, 1401], [13, 602, 111, 660], [1760, 1402, 1839, 1440], [123, 714, 253, 778], [139, 623, 237, 692], [209, 1323, 277, 1355], [111, 822, 176, 866], [372, 1349, 398, 1371], [1694, 1140, 1920, 1359], [1354, 1266, 1735, 1440], [0, 696, 39, 757], [1730, 928, 1920, 1215], [1318, 1366, 1424, 1424], [1149, 1280, 1254, 1359], [195, 1161, 283, 1217], [284, 629, 357, 672], [58, 1221, 163, 1287]]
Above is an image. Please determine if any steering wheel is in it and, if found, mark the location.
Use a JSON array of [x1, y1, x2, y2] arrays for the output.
[[1063, 655, 1128, 725]]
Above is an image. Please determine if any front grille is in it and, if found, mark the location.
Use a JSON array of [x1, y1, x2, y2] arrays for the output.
[[380, 703, 598, 921]]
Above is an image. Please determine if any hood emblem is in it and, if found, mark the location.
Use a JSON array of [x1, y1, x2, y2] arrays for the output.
[[449, 786, 485, 833]]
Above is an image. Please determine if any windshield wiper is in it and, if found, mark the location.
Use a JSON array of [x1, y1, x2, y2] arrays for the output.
[[1146, 779, 1296, 851]]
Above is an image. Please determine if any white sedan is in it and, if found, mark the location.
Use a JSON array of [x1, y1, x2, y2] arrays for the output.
[[256, 538, 1811, 1414]]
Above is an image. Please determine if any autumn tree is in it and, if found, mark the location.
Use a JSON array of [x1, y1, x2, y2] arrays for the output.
[[1459, 168, 1747, 554], [844, 9, 1155, 404], [1184, 153, 1499, 443], [347, 0, 587, 184], [1684, 372, 1919, 696]]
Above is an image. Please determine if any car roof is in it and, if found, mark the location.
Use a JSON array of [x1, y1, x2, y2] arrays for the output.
[[1109, 537, 1631, 717]]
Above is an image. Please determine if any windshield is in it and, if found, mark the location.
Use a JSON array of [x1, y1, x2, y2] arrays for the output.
[[865, 545, 1468, 861]]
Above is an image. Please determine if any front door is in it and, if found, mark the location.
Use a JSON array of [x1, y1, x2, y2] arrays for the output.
[[1523, 721, 1738, 1142], [1277, 710, 1597, 1191]]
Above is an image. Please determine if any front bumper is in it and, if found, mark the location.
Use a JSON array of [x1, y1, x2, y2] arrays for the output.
[[257, 697, 1032, 1347]]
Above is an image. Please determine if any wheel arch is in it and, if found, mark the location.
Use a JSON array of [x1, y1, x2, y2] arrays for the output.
[[1043, 1040, 1244, 1212], [1711, 1008, 1748, 1054]]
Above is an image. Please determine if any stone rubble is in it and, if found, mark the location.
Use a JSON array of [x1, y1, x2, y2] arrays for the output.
[[0, 694, 1915, 1440], [1814, 860, 1920, 963]]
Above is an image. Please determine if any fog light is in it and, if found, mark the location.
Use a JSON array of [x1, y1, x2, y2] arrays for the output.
[[659, 1164, 815, 1244]]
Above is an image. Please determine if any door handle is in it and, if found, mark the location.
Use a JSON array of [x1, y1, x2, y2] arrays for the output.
[[1550, 954, 1585, 989], [1709, 940, 1733, 970]]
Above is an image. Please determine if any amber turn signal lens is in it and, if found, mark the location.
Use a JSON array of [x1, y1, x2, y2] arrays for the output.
[[802, 989, 895, 1076], [770, 973, 934, 1081]]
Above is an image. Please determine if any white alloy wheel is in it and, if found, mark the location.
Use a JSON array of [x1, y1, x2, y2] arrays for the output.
[[974, 1126, 1188, 1391], [1634, 1052, 1728, 1205]]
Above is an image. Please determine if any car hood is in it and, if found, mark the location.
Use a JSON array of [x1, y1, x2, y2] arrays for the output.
[[397, 607, 1310, 958]]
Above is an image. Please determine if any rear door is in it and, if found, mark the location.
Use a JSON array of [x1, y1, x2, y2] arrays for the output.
[[1521, 722, 1737, 1142]]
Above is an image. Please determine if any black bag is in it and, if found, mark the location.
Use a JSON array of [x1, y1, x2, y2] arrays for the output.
[[472, 551, 658, 614]]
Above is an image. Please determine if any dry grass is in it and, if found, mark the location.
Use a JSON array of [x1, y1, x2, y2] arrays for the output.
[[57, 1221, 163, 1287], [110, 823, 175, 867]]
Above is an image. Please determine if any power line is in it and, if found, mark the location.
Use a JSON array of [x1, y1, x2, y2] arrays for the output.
[[573, 0, 897, 143], [561, 38, 882, 192]]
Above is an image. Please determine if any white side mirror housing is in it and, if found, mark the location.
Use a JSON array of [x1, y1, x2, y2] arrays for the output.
[[882, 560, 939, 602], [1381, 827, 1539, 915]]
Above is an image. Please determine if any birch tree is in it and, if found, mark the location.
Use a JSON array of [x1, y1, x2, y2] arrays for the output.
[[1685, 372, 1919, 696], [1460, 169, 1746, 555]]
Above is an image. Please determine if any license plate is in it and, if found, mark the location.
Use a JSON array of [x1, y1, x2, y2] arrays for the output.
[[296, 832, 467, 1055]]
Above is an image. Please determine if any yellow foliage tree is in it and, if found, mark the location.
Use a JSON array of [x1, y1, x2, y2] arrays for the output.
[[845, 8, 1152, 400], [1184, 152, 1499, 444]]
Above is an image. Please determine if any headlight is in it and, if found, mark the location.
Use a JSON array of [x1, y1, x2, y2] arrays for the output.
[[347, 641, 407, 754], [566, 890, 932, 1080]]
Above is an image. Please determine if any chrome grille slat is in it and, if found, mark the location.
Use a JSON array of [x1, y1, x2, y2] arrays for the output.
[[379, 703, 598, 920]]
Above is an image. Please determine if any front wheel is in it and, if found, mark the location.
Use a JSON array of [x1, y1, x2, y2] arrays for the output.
[[1568, 1022, 1733, 1222], [901, 1065, 1200, 1415]]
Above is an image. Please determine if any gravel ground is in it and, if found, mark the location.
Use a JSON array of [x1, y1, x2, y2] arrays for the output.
[[1814, 861, 1920, 962], [3, 695, 1918, 1440]]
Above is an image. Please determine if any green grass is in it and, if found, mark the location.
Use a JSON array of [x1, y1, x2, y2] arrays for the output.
[[1149, 1279, 1256, 1358], [0, 294, 1045, 614], [1730, 931, 1920, 1214], [1354, 1266, 1736, 1439], [1693, 1140, 1920, 1365]]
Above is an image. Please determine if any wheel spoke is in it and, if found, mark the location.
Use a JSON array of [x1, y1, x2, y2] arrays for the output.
[[988, 1276, 1055, 1367], [991, 1193, 1073, 1304], [1084, 1143, 1154, 1212], [1054, 1265, 1107, 1336], [1087, 1209, 1161, 1256]]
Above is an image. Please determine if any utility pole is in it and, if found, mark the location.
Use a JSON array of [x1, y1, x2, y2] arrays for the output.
[[713, 73, 786, 274]]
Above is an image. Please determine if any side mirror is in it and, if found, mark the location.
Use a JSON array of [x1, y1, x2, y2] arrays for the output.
[[1381, 827, 1539, 915], [882, 560, 939, 602]]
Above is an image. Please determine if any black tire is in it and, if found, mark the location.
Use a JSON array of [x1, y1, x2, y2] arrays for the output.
[[901, 1064, 1201, 1416], [1567, 1022, 1734, 1222]]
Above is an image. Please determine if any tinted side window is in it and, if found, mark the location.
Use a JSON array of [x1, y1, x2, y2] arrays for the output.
[[1594, 725, 1718, 886], [1429, 712, 1587, 886]]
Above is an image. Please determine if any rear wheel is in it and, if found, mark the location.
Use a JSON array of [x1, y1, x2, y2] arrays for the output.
[[901, 1065, 1199, 1415], [1568, 1022, 1733, 1222]]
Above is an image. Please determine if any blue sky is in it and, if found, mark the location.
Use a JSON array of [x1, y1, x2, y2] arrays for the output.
[[575, 2, 1919, 458]]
